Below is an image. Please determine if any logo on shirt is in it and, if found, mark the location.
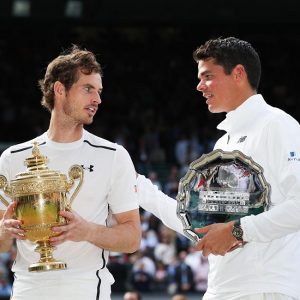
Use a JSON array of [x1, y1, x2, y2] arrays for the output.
[[288, 152, 300, 161], [237, 136, 247, 143], [81, 164, 94, 172]]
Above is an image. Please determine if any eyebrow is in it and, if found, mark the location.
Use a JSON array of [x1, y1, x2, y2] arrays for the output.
[[199, 70, 212, 77]]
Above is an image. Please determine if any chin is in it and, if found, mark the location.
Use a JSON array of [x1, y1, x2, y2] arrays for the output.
[[208, 105, 225, 114], [208, 106, 217, 113], [83, 118, 94, 125]]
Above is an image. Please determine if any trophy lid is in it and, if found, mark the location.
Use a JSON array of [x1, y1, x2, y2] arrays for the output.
[[10, 142, 68, 196], [24, 141, 49, 171]]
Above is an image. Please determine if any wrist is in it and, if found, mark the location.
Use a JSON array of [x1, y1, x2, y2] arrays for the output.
[[232, 219, 244, 242]]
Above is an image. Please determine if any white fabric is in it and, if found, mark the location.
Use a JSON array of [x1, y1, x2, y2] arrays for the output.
[[206, 94, 300, 299], [11, 267, 114, 300], [137, 175, 184, 235], [203, 292, 297, 300], [137, 94, 300, 299], [0, 129, 138, 300]]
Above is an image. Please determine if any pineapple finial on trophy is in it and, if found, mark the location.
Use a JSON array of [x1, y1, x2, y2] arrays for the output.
[[24, 141, 49, 171]]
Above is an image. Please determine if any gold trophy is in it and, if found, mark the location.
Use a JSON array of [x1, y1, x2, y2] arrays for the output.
[[0, 142, 84, 272]]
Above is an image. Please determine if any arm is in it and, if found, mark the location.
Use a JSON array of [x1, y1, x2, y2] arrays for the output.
[[195, 115, 300, 255], [51, 145, 141, 253], [137, 174, 184, 235], [241, 116, 300, 242]]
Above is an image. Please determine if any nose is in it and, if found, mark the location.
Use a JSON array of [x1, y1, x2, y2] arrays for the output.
[[92, 92, 101, 104], [196, 80, 205, 92]]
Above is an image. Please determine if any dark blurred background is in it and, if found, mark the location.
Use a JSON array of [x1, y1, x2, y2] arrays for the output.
[[0, 0, 300, 299]]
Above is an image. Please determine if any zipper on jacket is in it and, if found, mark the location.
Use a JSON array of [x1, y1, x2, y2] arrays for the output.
[[227, 134, 230, 144]]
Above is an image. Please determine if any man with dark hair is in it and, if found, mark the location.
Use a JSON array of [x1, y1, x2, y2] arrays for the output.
[[137, 37, 300, 300], [0, 45, 141, 300]]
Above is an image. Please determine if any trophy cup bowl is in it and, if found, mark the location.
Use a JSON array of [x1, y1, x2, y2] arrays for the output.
[[176, 149, 271, 243], [0, 142, 84, 272]]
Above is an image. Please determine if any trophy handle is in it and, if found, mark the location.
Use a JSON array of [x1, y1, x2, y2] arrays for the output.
[[0, 175, 10, 207], [67, 165, 84, 207]]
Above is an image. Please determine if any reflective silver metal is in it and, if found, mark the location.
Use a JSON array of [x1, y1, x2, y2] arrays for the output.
[[176, 149, 271, 243]]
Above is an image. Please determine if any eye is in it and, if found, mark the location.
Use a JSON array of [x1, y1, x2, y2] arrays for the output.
[[205, 74, 213, 80], [84, 86, 91, 93]]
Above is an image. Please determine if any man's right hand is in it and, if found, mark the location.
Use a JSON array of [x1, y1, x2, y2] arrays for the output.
[[0, 202, 25, 241]]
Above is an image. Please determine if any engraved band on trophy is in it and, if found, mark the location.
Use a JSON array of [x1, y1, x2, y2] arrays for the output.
[[176, 149, 271, 243], [0, 142, 84, 272]]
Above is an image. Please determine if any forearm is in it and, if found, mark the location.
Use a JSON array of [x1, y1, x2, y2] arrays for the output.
[[137, 175, 184, 234], [242, 198, 300, 242], [0, 239, 13, 252], [87, 221, 141, 253]]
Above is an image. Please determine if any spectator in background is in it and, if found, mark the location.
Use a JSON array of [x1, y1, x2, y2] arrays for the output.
[[166, 255, 180, 296], [164, 165, 179, 198], [192, 255, 209, 294], [171, 293, 188, 300], [0, 264, 11, 300], [148, 170, 162, 190], [174, 251, 194, 294], [130, 262, 152, 292], [154, 225, 176, 266], [123, 290, 142, 300], [153, 260, 168, 291]]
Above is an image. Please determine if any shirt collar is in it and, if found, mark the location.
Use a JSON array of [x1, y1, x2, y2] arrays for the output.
[[43, 129, 86, 150], [217, 94, 267, 133]]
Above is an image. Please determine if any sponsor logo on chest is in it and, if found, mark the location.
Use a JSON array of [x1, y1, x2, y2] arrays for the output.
[[81, 164, 94, 172], [288, 152, 300, 161]]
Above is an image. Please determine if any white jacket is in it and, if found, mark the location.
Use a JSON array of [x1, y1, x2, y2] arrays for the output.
[[138, 94, 300, 299]]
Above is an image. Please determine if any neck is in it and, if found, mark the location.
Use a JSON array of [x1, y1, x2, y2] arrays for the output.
[[47, 112, 84, 143], [228, 89, 257, 112]]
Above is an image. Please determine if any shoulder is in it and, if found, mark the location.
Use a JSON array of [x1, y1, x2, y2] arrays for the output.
[[83, 130, 127, 154], [1, 135, 45, 157], [83, 131, 116, 150], [262, 105, 299, 132]]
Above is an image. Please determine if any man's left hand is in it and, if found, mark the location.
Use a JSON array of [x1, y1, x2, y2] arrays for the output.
[[50, 210, 90, 246], [194, 221, 241, 256]]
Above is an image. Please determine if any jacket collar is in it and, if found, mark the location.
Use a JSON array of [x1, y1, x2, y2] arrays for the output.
[[217, 94, 267, 133]]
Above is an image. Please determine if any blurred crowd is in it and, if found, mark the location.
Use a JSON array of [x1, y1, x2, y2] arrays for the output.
[[1, 21, 300, 298], [109, 171, 209, 296]]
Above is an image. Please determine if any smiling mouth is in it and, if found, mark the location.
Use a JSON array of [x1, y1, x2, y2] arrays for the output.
[[203, 93, 213, 99], [86, 107, 97, 115]]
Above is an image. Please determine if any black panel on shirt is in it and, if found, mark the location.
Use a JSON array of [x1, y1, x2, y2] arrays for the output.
[[83, 140, 116, 151], [10, 141, 46, 154]]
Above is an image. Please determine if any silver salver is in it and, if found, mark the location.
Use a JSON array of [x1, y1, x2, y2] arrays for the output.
[[176, 149, 271, 243]]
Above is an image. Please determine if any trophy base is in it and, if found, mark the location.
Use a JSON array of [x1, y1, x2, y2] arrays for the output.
[[29, 260, 67, 272]]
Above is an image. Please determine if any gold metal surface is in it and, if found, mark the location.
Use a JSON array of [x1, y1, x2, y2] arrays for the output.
[[0, 141, 84, 272]]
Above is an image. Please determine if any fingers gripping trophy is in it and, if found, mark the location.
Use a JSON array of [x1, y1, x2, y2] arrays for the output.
[[0, 142, 84, 272]]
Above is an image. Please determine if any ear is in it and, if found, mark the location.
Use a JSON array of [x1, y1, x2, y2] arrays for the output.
[[233, 64, 246, 81], [53, 81, 65, 97]]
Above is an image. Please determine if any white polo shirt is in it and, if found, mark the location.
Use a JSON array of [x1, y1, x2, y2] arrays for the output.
[[138, 94, 300, 300], [204, 94, 300, 299], [0, 129, 138, 299]]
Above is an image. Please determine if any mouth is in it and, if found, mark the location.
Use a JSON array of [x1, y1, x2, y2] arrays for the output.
[[203, 93, 213, 104], [85, 106, 97, 116], [203, 92, 212, 99]]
